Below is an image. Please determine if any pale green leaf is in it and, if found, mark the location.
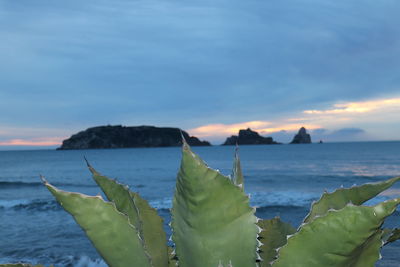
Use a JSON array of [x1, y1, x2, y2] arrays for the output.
[[273, 199, 400, 267], [171, 142, 259, 267], [87, 163, 168, 267], [43, 179, 151, 267], [304, 176, 400, 223], [231, 146, 244, 190], [258, 217, 296, 267]]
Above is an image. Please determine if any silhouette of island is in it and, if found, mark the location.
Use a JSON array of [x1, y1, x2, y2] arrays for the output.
[[222, 128, 280, 145], [290, 127, 312, 144], [58, 125, 211, 150]]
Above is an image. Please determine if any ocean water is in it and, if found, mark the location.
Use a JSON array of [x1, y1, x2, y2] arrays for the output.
[[1, 142, 400, 266]]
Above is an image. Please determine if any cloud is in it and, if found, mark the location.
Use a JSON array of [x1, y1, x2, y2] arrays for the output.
[[0, 126, 67, 148], [0, 93, 398, 147], [0, 138, 63, 146], [312, 128, 328, 135], [188, 121, 321, 143], [332, 128, 366, 135], [188, 121, 270, 138], [304, 98, 400, 115], [268, 128, 369, 143], [1, 0, 400, 130], [1, 0, 400, 146], [188, 96, 400, 143], [311, 128, 369, 142], [297, 97, 400, 139]]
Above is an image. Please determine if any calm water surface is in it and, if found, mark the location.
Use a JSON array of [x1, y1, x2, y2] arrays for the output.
[[1, 142, 400, 266]]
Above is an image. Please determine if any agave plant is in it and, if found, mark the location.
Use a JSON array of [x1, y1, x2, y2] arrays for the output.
[[4, 141, 400, 267]]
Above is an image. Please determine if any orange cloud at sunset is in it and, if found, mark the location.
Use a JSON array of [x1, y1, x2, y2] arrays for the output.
[[0, 126, 69, 148], [304, 97, 400, 115], [257, 124, 321, 134], [188, 121, 321, 139], [187, 96, 400, 142], [188, 121, 270, 137], [1, 96, 399, 147], [0, 138, 63, 146]]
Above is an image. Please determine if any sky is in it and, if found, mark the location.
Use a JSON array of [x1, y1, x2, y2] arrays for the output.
[[0, 0, 400, 148]]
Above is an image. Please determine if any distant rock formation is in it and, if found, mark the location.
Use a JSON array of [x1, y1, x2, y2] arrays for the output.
[[58, 125, 211, 150], [290, 127, 312, 144], [222, 128, 279, 145]]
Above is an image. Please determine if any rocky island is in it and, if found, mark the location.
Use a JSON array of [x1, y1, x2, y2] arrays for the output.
[[290, 127, 312, 144], [57, 125, 211, 150], [222, 128, 280, 145]]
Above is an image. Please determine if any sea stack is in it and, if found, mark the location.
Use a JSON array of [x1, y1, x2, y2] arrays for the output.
[[58, 125, 211, 150], [290, 127, 312, 144], [223, 128, 279, 145]]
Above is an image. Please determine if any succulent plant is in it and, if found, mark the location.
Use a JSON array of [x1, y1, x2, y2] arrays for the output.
[[3, 141, 400, 267]]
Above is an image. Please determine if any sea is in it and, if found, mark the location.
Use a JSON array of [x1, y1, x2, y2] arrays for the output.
[[1, 141, 400, 266]]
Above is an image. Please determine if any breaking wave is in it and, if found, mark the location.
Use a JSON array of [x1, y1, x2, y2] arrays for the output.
[[0, 255, 107, 267], [0, 199, 60, 211], [0, 181, 96, 189]]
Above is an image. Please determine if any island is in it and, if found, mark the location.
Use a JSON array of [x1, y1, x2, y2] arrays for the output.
[[57, 125, 211, 150], [290, 127, 312, 144], [222, 128, 280, 145]]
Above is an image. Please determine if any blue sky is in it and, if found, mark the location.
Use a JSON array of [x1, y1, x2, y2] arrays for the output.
[[0, 0, 400, 147]]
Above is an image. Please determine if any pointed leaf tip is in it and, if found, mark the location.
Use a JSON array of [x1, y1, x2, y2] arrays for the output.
[[373, 198, 400, 219], [173, 144, 257, 267], [304, 176, 400, 223], [88, 167, 169, 267], [83, 156, 90, 166], [44, 181, 152, 267], [180, 129, 188, 144], [40, 175, 47, 184], [273, 204, 397, 267], [84, 157, 100, 176], [232, 146, 244, 190]]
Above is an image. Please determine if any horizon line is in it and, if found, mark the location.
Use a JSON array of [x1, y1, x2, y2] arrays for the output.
[[1, 139, 399, 152]]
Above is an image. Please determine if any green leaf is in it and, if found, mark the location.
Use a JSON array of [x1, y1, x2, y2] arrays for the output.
[[272, 199, 400, 267], [129, 191, 169, 267], [87, 162, 168, 267], [42, 179, 151, 267], [168, 246, 178, 267], [257, 217, 296, 267], [171, 141, 259, 267], [231, 146, 244, 190], [304, 176, 400, 223], [383, 228, 400, 245], [350, 230, 384, 267]]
